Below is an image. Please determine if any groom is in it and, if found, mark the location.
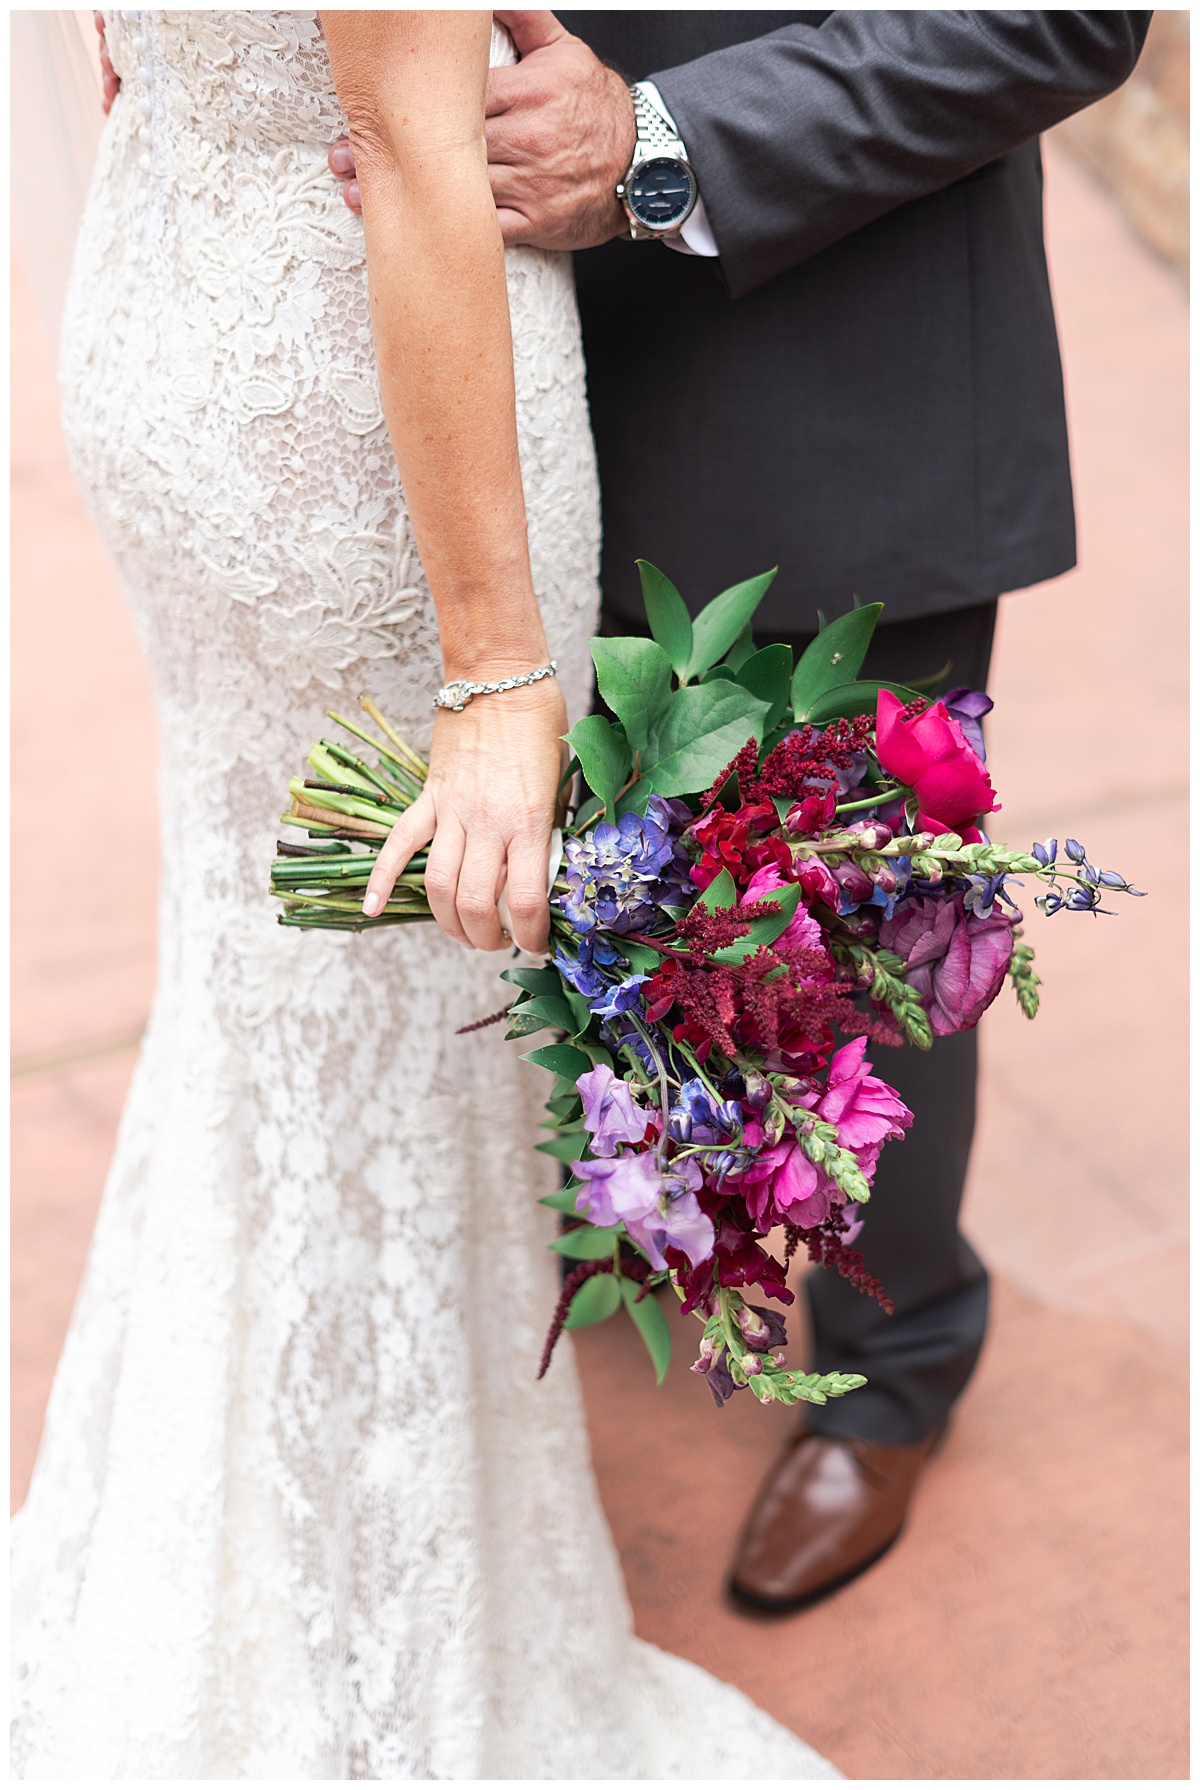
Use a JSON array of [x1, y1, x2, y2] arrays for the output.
[[327, 8, 1148, 1611]]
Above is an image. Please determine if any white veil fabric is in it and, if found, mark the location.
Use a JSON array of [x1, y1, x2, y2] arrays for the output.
[[10, 10, 105, 357]]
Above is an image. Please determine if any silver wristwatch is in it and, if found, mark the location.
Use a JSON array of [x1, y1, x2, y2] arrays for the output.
[[615, 85, 699, 241], [432, 662, 558, 712]]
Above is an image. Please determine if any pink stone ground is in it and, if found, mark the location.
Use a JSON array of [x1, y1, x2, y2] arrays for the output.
[[10, 143, 1187, 1776]]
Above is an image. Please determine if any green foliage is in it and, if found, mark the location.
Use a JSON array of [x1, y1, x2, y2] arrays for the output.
[[791, 603, 883, 720], [711, 883, 803, 963], [563, 1272, 622, 1329], [736, 642, 794, 731], [500, 966, 562, 996], [637, 561, 693, 680], [504, 1010, 553, 1040], [538, 1180, 583, 1214], [829, 937, 933, 1049], [642, 683, 770, 796], [684, 569, 778, 682], [695, 866, 737, 912], [521, 1042, 593, 1080], [564, 713, 631, 816], [514, 993, 577, 1034], [1009, 927, 1041, 1019], [723, 621, 757, 672], [620, 1277, 671, 1383], [802, 678, 925, 725], [549, 1224, 623, 1259], [619, 939, 664, 973], [589, 636, 672, 753]]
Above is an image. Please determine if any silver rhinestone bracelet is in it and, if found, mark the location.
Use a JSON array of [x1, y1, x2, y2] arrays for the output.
[[433, 662, 558, 711]]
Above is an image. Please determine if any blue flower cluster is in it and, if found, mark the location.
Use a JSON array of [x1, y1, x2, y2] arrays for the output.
[[1032, 837, 1145, 916], [557, 797, 694, 938], [667, 1079, 749, 1187]]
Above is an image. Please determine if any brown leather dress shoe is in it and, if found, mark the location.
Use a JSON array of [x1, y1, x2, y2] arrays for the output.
[[729, 1424, 944, 1613]]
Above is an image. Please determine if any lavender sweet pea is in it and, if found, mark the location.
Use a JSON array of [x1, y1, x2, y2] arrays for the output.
[[571, 1150, 715, 1269], [576, 1064, 650, 1157]]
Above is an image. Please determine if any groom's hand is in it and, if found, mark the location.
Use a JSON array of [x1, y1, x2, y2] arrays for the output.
[[329, 11, 635, 251], [485, 11, 634, 250]]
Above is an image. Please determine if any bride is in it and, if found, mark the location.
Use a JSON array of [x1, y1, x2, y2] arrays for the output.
[[11, 12, 837, 1777]]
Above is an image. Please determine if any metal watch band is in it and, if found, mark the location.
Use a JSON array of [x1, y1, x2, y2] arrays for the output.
[[433, 662, 558, 712], [620, 84, 693, 241], [630, 84, 687, 159]]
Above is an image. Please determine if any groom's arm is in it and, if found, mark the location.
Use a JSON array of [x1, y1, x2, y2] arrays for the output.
[[649, 10, 1150, 297]]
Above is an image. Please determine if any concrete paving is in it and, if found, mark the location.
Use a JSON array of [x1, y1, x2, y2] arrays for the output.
[[10, 140, 1187, 1777]]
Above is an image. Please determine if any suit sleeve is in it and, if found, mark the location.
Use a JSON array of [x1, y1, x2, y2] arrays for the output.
[[651, 11, 1150, 298]]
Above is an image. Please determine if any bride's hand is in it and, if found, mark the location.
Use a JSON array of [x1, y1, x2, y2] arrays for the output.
[[362, 678, 568, 953]]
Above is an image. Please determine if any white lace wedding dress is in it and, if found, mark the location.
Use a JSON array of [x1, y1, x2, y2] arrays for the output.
[[11, 14, 838, 1779]]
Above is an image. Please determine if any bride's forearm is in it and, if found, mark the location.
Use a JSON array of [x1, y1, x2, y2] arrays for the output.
[[322, 13, 549, 681]]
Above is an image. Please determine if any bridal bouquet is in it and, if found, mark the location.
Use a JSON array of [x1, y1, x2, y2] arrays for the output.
[[271, 564, 1142, 1409]]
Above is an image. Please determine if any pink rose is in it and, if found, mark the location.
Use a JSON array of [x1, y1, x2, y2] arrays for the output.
[[879, 895, 1015, 1035], [875, 690, 999, 842]]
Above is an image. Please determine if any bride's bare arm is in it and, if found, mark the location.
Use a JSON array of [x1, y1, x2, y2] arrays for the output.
[[322, 11, 567, 953]]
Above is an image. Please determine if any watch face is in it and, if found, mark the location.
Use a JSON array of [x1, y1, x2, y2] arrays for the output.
[[627, 157, 696, 230]]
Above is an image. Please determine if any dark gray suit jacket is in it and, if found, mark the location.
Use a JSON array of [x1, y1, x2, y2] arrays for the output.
[[565, 12, 1150, 634]]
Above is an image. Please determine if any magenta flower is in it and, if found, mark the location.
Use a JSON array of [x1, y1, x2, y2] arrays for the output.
[[879, 895, 1015, 1035], [875, 689, 999, 842], [813, 1037, 912, 1175], [736, 1127, 836, 1230], [575, 1064, 651, 1158]]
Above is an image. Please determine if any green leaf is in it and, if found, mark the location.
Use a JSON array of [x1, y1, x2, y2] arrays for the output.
[[642, 684, 770, 798], [615, 780, 652, 818], [695, 866, 737, 912], [723, 621, 757, 672], [501, 966, 563, 996], [564, 713, 631, 816], [539, 1180, 582, 1214], [736, 642, 794, 732], [685, 569, 777, 681], [802, 678, 924, 725], [620, 1277, 671, 1384], [711, 882, 802, 962], [563, 989, 593, 1038], [521, 1042, 592, 1081], [563, 1272, 622, 1329], [590, 637, 673, 753], [637, 561, 693, 680], [504, 1012, 553, 1040], [536, 1132, 589, 1162], [517, 994, 578, 1033], [545, 1094, 583, 1118], [700, 662, 737, 682], [619, 940, 663, 973], [791, 603, 884, 720], [550, 1224, 622, 1259], [573, 794, 606, 830]]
